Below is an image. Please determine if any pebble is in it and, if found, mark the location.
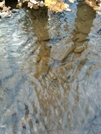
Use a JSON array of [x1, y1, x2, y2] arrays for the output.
[[74, 46, 84, 53]]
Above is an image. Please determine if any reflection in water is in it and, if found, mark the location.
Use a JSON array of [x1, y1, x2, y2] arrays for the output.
[[0, 1, 101, 134], [24, 7, 51, 79]]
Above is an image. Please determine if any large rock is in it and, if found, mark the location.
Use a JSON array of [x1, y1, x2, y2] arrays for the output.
[[50, 38, 75, 61]]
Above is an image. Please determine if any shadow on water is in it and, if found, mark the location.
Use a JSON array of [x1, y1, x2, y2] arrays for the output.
[[21, 8, 51, 133], [65, 1, 96, 79], [1, 0, 101, 134], [27, 7, 51, 80]]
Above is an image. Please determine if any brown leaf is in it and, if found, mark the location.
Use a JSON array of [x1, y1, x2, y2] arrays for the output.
[[45, 0, 71, 12]]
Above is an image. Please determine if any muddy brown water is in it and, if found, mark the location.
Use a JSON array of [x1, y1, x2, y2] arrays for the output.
[[0, 1, 101, 134]]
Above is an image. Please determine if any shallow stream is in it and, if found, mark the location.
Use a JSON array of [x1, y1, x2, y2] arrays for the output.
[[0, 1, 101, 134]]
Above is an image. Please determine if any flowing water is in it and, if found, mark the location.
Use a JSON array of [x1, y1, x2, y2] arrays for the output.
[[0, 1, 101, 134]]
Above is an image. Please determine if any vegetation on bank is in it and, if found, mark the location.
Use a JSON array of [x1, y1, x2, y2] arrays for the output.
[[0, 0, 101, 18]]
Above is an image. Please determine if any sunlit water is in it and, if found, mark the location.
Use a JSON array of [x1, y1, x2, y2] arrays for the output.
[[0, 1, 101, 134]]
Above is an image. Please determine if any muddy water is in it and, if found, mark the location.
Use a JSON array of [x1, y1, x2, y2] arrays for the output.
[[0, 1, 101, 134]]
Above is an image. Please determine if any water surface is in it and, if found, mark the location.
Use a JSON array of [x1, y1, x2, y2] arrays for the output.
[[0, 1, 101, 134]]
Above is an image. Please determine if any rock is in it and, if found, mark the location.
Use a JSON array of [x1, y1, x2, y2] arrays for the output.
[[2, 6, 11, 12], [75, 33, 87, 42], [28, 2, 33, 8], [41, 57, 54, 66], [38, 1, 44, 7], [0, 1, 5, 8], [73, 52, 81, 59], [66, 38, 73, 44], [75, 42, 83, 48], [50, 38, 75, 61], [0, 11, 12, 18], [30, 0, 38, 4], [33, 4, 39, 9], [0, 1, 12, 18], [48, 58, 54, 66], [74, 46, 84, 53], [64, 62, 72, 70], [16, 2, 22, 8], [34, 62, 49, 79]]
